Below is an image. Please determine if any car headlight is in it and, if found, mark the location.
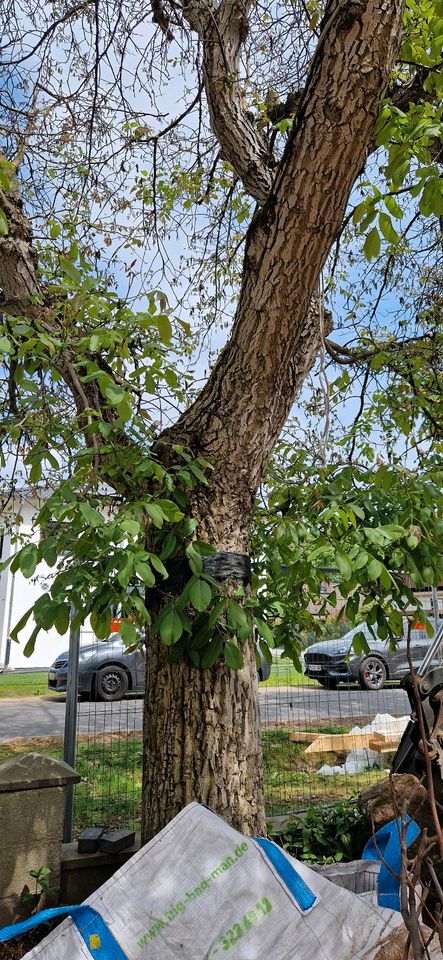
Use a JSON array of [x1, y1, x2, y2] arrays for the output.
[[78, 651, 92, 662], [337, 647, 351, 655]]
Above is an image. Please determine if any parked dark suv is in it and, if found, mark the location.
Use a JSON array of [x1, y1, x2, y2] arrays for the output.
[[302, 621, 442, 691], [48, 635, 272, 701]]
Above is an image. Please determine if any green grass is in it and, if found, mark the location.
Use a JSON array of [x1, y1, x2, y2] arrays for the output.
[[0, 725, 391, 830], [261, 656, 318, 687], [0, 671, 54, 698]]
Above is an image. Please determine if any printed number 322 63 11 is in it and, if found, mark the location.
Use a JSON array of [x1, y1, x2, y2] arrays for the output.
[[219, 897, 272, 952]]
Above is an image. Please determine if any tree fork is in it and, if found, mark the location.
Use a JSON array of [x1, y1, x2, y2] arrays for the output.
[[142, 0, 405, 838]]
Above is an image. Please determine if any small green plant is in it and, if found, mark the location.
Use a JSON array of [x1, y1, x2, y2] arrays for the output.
[[20, 866, 52, 913], [274, 798, 370, 864]]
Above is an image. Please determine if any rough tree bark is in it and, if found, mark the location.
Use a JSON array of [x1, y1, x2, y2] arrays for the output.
[[142, 0, 405, 840]]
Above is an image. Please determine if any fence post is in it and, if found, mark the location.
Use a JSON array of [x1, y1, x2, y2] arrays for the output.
[[63, 607, 80, 843]]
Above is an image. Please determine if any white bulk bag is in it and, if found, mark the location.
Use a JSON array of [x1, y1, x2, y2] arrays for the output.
[[19, 802, 405, 960]]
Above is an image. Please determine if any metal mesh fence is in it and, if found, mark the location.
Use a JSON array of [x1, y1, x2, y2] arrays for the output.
[[66, 637, 415, 834], [71, 629, 144, 836], [0, 631, 431, 834], [260, 655, 411, 817]]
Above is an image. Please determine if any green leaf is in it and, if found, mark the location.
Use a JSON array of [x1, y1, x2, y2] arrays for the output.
[[186, 543, 203, 574], [191, 600, 226, 649], [189, 578, 212, 612], [116, 395, 133, 422], [259, 638, 273, 665], [378, 212, 400, 244], [353, 550, 369, 571], [19, 544, 38, 578], [9, 607, 33, 641], [188, 462, 209, 486], [34, 594, 59, 628], [156, 314, 172, 341], [117, 552, 134, 588], [352, 630, 370, 656], [0, 208, 8, 236], [79, 502, 103, 527], [145, 503, 165, 528], [54, 604, 70, 635], [121, 519, 141, 537], [192, 540, 216, 557], [59, 256, 81, 283], [159, 532, 177, 561], [379, 563, 392, 590], [0, 335, 12, 353], [367, 557, 383, 581], [335, 551, 352, 581], [188, 648, 201, 668], [224, 641, 244, 670], [385, 195, 403, 220], [419, 177, 443, 217], [149, 554, 168, 579], [23, 625, 40, 658], [227, 602, 249, 632], [29, 460, 42, 484], [156, 607, 183, 645], [40, 538, 57, 567], [156, 499, 184, 522], [254, 616, 273, 646], [135, 560, 155, 587], [90, 609, 112, 639], [99, 379, 126, 406], [200, 637, 223, 668], [363, 227, 380, 260], [120, 619, 138, 646]]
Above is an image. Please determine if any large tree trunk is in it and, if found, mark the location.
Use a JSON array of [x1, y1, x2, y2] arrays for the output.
[[142, 492, 267, 842], [142, 630, 265, 841], [141, 0, 404, 839]]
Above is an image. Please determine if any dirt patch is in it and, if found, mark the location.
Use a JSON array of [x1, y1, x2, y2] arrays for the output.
[[0, 731, 142, 756], [261, 717, 377, 731], [1, 928, 48, 959]]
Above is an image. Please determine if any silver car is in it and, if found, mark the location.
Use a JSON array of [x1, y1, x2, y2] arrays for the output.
[[48, 635, 272, 701], [303, 621, 441, 691]]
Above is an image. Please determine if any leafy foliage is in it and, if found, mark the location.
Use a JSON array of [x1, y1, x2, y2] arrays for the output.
[[274, 798, 371, 864], [253, 448, 443, 663], [1, 0, 443, 678]]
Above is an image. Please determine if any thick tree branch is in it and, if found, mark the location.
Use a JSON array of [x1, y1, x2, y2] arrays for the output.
[[0, 188, 40, 314], [159, 0, 405, 547], [181, 0, 276, 204]]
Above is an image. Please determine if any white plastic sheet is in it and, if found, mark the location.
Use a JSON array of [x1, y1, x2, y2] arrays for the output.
[[22, 802, 406, 960]]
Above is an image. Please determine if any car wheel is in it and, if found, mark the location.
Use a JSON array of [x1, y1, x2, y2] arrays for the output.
[[359, 656, 387, 691], [317, 677, 338, 690], [95, 665, 129, 702]]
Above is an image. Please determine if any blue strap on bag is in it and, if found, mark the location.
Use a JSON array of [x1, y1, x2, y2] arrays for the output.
[[254, 837, 317, 911], [0, 903, 128, 958], [362, 815, 421, 911]]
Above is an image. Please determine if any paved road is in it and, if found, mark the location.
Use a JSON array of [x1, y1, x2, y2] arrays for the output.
[[0, 684, 411, 743]]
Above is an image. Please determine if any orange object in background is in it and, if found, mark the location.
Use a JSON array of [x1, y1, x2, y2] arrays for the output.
[[110, 617, 132, 632]]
